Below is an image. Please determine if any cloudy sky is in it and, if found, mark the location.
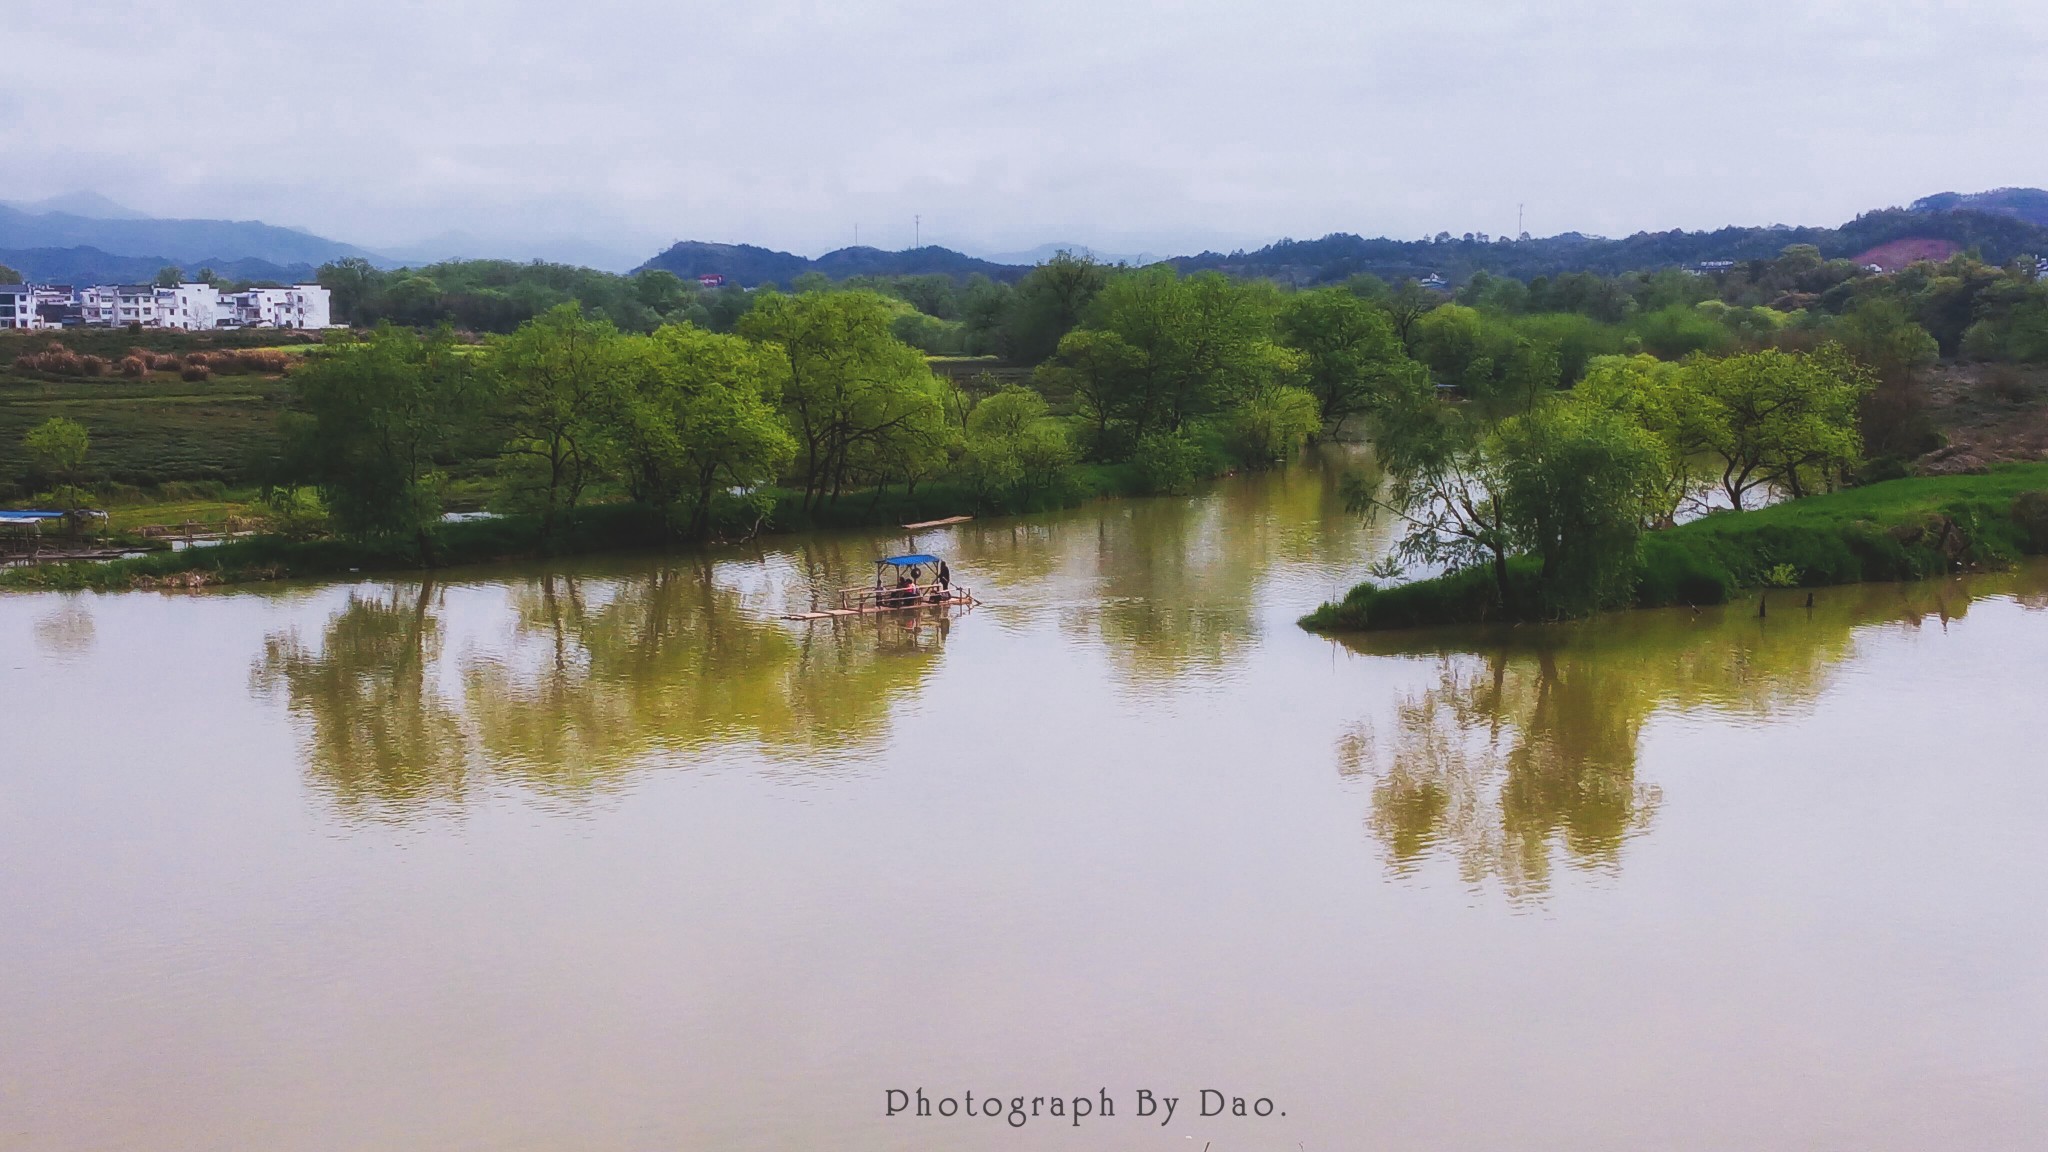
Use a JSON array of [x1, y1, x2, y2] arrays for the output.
[[5, 1, 2046, 266]]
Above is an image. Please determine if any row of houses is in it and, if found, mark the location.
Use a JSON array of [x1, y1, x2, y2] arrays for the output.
[[0, 282, 334, 331]]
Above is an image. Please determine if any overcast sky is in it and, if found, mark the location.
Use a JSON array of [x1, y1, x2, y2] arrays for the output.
[[5, 0, 2046, 265]]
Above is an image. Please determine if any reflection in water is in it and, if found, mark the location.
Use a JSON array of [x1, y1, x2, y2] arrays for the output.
[[1337, 568, 2048, 898], [1079, 454, 1383, 683], [32, 599, 97, 659], [252, 583, 473, 817], [253, 568, 947, 818]]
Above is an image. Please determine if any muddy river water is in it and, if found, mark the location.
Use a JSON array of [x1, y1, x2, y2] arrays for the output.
[[4, 456, 2045, 1150]]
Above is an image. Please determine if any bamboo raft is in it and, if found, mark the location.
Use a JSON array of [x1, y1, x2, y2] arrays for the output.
[[783, 551, 977, 621]]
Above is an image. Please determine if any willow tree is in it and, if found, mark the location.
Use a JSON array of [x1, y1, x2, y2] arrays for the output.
[[737, 290, 950, 512], [604, 325, 795, 538], [488, 303, 620, 537]]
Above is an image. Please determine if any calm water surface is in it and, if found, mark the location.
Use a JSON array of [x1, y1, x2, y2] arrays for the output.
[[4, 456, 2046, 1151]]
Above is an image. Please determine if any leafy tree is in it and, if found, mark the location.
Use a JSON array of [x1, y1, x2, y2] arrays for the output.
[[1059, 269, 1297, 450], [1351, 368, 1517, 607], [1686, 345, 1872, 507], [1380, 279, 1443, 351], [283, 326, 484, 548], [1005, 252, 1109, 364], [1495, 401, 1667, 614], [0, 263, 22, 285], [154, 266, 184, 288], [317, 257, 380, 325], [487, 303, 619, 536], [1225, 385, 1322, 468], [961, 386, 1076, 507], [1832, 297, 1939, 458], [1275, 286, 1411, 435], [24, 417, 89, 502], [737, 290, 950, 511], [604, 325, 795, 537], [1572, 354, 1701, 525]]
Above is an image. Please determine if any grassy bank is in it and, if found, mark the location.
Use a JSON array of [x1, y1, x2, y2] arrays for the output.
[[0, 460, 1153, 592], [1303, 462, 2048, 632]]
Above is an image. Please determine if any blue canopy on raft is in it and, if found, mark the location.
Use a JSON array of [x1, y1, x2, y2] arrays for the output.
[[878, 554, 941, 567]]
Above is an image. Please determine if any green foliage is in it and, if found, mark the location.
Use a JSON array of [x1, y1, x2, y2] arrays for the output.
[[1051, 268, 1298, 455], [318, 257, 691, 334], [1130, 430, 1204, 495], [486, 303, 619, 533], [603, 324, 796, 536], [961, 386, 1077, 508], [1004, 252, 1110, 364], [23, 416, 89, 485], [0, 263, 23, 285], [1224, 384, 1321, 469], [1494, 401, 1668, 615], [283, 326, 484, 544], [738, 290, 953, 511], [1308, 463, 2048, 632], [1275, 286, 1411, 433], [1686, 344, 1872, 506]]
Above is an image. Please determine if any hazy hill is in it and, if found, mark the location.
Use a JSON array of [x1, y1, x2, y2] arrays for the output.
[[0, 204, 377, 269], [1912, 187, 2048, 228], [638, 241, 1030, 286], [1167, 207, 2048, 286], [0, 246, 317, 286]]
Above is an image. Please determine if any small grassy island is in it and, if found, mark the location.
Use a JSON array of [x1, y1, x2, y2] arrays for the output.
[[1303, 463, 2048, 632]]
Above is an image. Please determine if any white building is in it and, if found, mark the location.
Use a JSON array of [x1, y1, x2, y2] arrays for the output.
[[17, 281, 335, 330], [224, 285, 330, 329], [0, 284, 34, 329], [151, 283, 222, 331]]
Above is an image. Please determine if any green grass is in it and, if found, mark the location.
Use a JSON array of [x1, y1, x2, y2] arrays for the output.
[[1304, 462, 2048, 632]]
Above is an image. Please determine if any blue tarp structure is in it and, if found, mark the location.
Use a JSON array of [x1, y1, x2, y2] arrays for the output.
[[878, 554, 940, 567], [0, 511, 66, 524]]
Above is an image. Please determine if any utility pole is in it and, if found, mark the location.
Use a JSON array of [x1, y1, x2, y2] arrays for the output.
[[1518, 203, 1525, 239], [855, 223, 859, 247], [914, 214, 921, 250]]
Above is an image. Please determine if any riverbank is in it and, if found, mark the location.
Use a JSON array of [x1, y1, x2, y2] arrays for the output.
[[0, 462, 1153, 592], [1302, 462, 2048, 632]]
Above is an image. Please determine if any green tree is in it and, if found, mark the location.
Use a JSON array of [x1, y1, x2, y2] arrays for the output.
[[1833, 297, 1939, 458], [317, 257, 382, 325], [961, 386, 1076, 507], [154, 266, 184, 288], [283, 326, 483, 549], [1352, 368, 1517, 608], [1005, 252, 1110, 364], [24, 417, 89, 502], [737, 290, 950, 511], [604, 325, 796, 537], [0, 263, 22, 285], [1058, 268, 1296, 451], [1572, 354, 1702, 526], [1225, 385, 1322, 468], [487, 303, 619, 536], [1687, 345, 1872, 507], [1494, 401, 1667, 615], [1276, 286, 1411, 435]]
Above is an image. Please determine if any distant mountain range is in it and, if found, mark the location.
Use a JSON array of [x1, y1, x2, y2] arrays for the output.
[[0, 246, 316, 286], [4, 187, 2046, 291], [637, 241, 1035, 286]]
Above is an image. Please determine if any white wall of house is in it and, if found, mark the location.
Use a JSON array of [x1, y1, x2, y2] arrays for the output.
[[7, 281, 336, 329], [0, 285, 32, 329]]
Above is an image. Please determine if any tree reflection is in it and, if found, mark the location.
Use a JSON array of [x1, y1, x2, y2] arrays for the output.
[[1335, 566, 2048, 897], [252, 582, 472, 818], [254, 566, 946, 818]]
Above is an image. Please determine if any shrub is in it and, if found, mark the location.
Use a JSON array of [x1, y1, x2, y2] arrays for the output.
[[1131, 430, 1203, 495], [181, 364, 213, 382], [2014, 490, 2048, 553], [77, 355, 108, 377], [117, 356, 148, 378]]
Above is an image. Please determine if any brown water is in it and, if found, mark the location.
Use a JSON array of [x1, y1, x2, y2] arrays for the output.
[[4, 455, 2046, 1151]]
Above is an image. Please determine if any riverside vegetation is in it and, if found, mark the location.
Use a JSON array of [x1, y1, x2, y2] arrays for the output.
[[3, 243, 2047, 607]]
